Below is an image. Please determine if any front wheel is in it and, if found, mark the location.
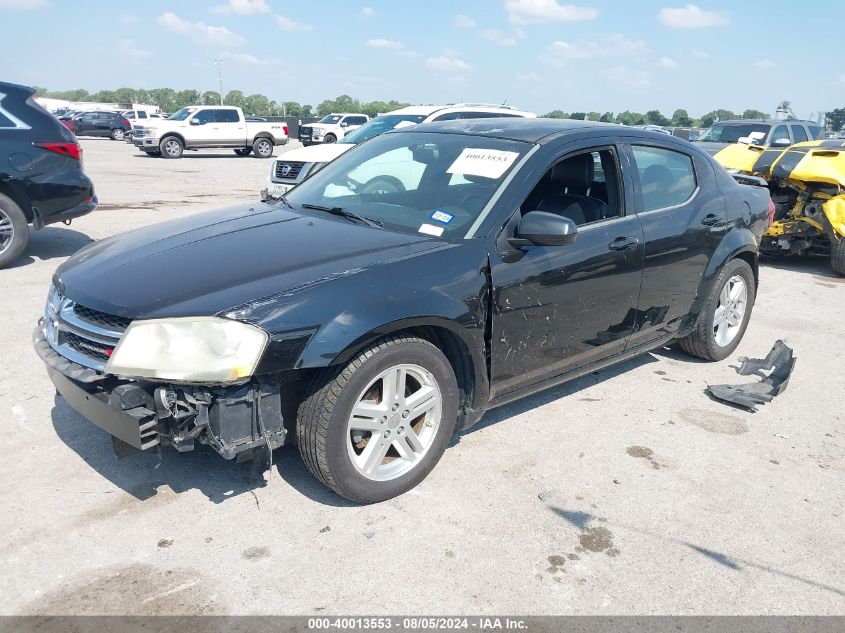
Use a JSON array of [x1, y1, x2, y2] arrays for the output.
[[234, 147, 252, 157], [252, 137, 274, 158], [677, 258, 756, 361], [323, 133, 337, 144], [159, 136, 184, 159], [111, 128, 125, 141], [297, 335, 458, 503], [831, 236, 845, 276]]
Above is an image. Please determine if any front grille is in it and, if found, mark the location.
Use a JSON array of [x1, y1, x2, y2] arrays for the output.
[[65, 332, 113, 362], [299, 128, 312, 140], [73, 304, 132, 330], [274, 161, 305, 180]]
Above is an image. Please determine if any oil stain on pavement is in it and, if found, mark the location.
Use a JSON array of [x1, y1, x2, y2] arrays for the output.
[[626, 446, 665, 470], [679, 408, 749, 435]]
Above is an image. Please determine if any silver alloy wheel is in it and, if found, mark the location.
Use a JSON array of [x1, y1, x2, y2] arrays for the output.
[[163, 139, 181, 157], [713, 274, 748, 347], [112, 128, 125, 140], [0, 208, 13, 254], [346, 363, 442, 482], [256, 139, 272, 156]]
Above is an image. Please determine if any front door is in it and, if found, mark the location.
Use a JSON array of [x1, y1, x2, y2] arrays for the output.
[[214, 108, 245, 146], [489, 142, 645, 398]]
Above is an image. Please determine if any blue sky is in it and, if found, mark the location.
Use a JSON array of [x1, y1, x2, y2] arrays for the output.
[[1, 0, 842, 118]]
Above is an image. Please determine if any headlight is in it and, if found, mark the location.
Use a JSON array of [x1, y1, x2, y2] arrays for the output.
[[312, 127, 324, 135], [105, 317, 268, 383]]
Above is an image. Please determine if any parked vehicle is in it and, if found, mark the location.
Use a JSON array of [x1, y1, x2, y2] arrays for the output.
[[71, 111, 132, 140], [57, 115, 76, 134], [715, 139, 845, 274], [122, 111, 164, 142], [0, 82, 97, 268], [35, 120, 769, 502], [264, 104, 536, 199], [695, 119, 823, 154], [132, 106, 288, 158], [298, 113, 369, 145]]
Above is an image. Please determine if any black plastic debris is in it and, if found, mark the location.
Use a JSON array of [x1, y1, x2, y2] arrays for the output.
[[706, 340, 796, 412]]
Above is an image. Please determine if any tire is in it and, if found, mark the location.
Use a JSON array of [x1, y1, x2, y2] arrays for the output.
[[361, 176, 405, 195], [159, 136, 183, 159], [831, 236, 845, 276], [234, 148, 252, 157], [297, 335, 459, 503], [111, 128, 125, 141], [0, 193, 29, 269], [323, 133, 337, 144], [252, 137, 274, 158], [677, 258, 756, 361]]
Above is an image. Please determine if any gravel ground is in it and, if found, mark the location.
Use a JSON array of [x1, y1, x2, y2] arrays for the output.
[[0, 138, 842, 615]]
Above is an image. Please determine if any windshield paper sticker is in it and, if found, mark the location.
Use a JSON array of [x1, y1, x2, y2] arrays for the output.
[[447, 148, 520, 179], [418, 223, 445, 237], [430, 210, 454, 224]]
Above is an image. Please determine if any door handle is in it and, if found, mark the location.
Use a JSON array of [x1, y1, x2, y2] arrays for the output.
[[608, 236, 640, 251], [701, 213, 725, 226]]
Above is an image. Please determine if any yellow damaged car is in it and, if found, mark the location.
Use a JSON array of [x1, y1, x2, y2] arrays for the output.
[[714, 139, 845, 275]]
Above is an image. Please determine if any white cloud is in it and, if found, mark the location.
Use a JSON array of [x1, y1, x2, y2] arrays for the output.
[[157, 12, 245, 46], [115, 39, 152, 63], [542, 34, 649, 66], [221, 51, 281, 65], [446, 75, 468, 84], [454, 14, 477, 28], [212, 0, 270, 15], [516, 72, 541, 82], [277, 14, 313, 32], [754, 58, 775, 68], [692, 49, 709, 59], [657, 56, 679, 69], [0, 0, 46, 9], [506, 0, 598, 25], [361, 6, 375, 17], [366, 38, 403, 49], [659, 4, 729, 28], [426, 55, 472, 72], [604, 66, 651, 88], [118, 14, 138, 25], [481, 29, 517, 47]]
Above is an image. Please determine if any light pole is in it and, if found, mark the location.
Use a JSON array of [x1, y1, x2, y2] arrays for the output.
[[214, 59, 224, 105]]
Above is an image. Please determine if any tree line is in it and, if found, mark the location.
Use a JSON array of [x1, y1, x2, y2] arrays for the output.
[[542, 108, 771, 129]]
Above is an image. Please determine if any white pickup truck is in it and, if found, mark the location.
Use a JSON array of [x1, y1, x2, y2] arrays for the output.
[[298, 113, 369, 145], [132, 105, 288, 158]]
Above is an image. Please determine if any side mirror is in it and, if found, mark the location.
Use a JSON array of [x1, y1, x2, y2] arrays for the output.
[[509, 211, 578, 248], [190, 118, 202, 125], [771, 137, 791, 147], [340, 121, 349, 127]]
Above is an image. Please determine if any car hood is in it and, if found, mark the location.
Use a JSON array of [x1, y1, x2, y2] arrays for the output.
[[694, 141, 730, 155], [276, 143, 353, 163], [55, 202, 446, 320]]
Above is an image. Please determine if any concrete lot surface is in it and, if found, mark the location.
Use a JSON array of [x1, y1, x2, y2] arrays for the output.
[[0, 139, 842, 615]]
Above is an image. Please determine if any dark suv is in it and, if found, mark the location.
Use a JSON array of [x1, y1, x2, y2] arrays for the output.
[[71, 111, 132, 141], [695, 119, 823, 154], [0, 82, 97, 268]]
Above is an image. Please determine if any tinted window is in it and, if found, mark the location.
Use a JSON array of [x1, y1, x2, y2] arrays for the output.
[[790, 125, 808, 143], [697, 123, 770, 144], [0, 110, 14, 128], [138, 111, 147, 119], [217, 109, 240, 123], [432, 112, 462, 121], [346, 116, 367, 126], [631, 145, 697, 212], [461, 111, 520, 119], [770, 125, 790, 144], [192, 109, 216, 125], [807, 124, 823, 140]]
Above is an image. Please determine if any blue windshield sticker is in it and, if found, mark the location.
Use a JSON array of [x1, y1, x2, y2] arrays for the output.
[[430, 210, 454, 224]]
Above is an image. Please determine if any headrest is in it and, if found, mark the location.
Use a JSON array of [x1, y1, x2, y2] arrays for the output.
[[550, 153, 594, 189]]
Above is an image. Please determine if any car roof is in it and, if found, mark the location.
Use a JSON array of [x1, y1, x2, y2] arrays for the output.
[[389, 104, 534, 117], [715, 119, 814, 126], [393, 117, 639, 143]]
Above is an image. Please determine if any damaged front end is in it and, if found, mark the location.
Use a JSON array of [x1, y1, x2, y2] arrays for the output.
[[715, 140, 845, 274], [34, 287, 286, 465]]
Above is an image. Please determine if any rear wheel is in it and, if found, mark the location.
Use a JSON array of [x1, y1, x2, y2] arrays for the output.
[[831, 236, 845, 276], [297, 335, 458, 503], [677, 258, 755, 361], [252, 137, 274, 158], [160, 136, 183, 159], [234, 147, 252, 157], [111, 128, 125, 141], [0, 193, 29, 269]]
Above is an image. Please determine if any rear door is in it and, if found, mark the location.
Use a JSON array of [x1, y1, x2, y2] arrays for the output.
[[215, 108, 245, 145], [621, 140, 728, 349]]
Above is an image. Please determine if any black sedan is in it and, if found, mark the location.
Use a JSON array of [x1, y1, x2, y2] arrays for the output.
[[0, 82, 97, 268], [71, 110, 132, 141], [35, 119, 770, 502]]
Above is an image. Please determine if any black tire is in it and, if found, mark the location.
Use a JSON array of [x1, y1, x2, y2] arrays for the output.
[[159, 136, 183, 159], [677, 258, 756, 361], [111, 128, 125, 141], [252, 137, 274, 158], [297, 335, 459, 503], [831, 236, 845, 276], [234, 147, 252, 157], [0, 193, 29, 269], [323, 133, 337, 144], [360, 176, 405, 195]]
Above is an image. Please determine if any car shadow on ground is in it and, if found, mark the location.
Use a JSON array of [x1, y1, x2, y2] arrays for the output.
[[760, 255, 844, 280], [10, 226, 93, 268], [132, 152, 274, 160]]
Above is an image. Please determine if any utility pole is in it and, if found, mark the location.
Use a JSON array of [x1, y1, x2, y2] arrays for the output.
[[213, 59, 224, 105]]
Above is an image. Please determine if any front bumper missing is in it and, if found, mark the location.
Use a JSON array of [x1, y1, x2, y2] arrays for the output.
[[34, 326, 286, 460]]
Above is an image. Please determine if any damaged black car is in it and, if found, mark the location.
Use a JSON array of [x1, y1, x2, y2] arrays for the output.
[[35, 119, 771, 503]]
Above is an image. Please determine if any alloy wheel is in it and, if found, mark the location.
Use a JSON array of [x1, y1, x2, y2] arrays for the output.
[[713, 274, 748, 347], [0, 209, 13, 255], [164, 139, 181, 157]]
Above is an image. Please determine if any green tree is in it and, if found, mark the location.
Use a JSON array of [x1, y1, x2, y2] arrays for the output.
[[741, 108, 769, 120], [645, 110, 670, 126], [599, 112, 614, 123], [700, 109, 738, 128], [826, 107, 845, 132], [148, 88, 177, 112], [671, 108, 693, 127], [585, 111, 601, 122], [173, 89, 200, 109], [202, 91, 221, 105], [224, 90, 245, 109], [615, 111, 645, 126], [113, 87, 138, 104], [301, 104, 313, 117], [569, 112, 586, 120], [243, 93, 271, 115], [543, 110, 569, 119]]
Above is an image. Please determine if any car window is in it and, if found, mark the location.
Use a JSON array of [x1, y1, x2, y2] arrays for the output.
[[217, 109, 240, 123], [138, 111, 147, 119], [347, 116, 367, 126], [461, 111, 518, 119], [790, 125, 808, 143], [770, 125, 790, 145], [431, 112, 462, 122], [520, 149, 622, 225], [807, 124, 822, 140], [192, 109, 216, 125], [697, 123, 770, 144], [631, 145, 697, 212], [284, 131, 530, 239], [0, 110, 14, 128]]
